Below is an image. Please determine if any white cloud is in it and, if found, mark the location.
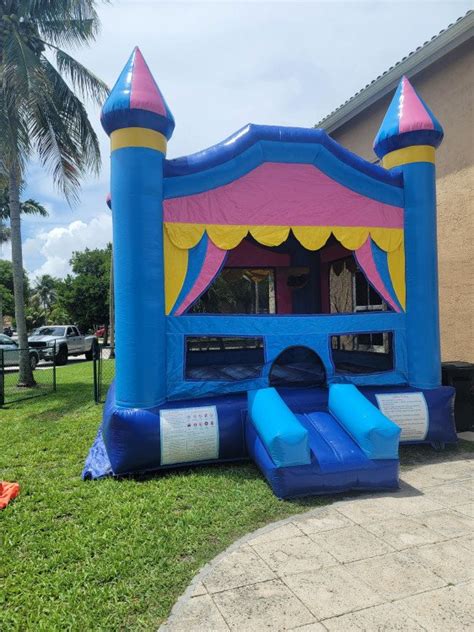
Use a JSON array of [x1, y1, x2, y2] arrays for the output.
[[0, 241, 11, 261], [24, 214, 112, 279]]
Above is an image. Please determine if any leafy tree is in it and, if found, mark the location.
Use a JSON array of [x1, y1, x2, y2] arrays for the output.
[[48, 302, 71, 325], [1, 0, 109, 385], [59, 245, 111, 332], [0, 259, 30, 326]]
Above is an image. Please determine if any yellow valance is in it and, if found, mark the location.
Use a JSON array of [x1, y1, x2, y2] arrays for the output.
[[164, 223, 403, 254]]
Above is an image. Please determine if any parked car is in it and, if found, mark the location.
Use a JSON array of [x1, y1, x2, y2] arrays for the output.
[[0, 334, 40, 370], [28, 325, 97, 365]]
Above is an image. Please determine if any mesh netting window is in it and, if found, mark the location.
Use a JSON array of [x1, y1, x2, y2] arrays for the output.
[[185, 336, 265, 381], [331, 332, 394, 374]]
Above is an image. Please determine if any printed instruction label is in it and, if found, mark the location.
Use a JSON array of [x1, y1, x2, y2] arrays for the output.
[[375, 392, 429, 441], [160, 406, 219, 465]]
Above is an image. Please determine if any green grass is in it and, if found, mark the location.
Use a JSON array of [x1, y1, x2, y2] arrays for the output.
[[0, 363, 472, 631], [0, 363, 325, 631], [2, 365, 56, 404]]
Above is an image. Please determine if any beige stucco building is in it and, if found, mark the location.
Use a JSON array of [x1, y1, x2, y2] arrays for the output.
[[319, 12, 474, 362]]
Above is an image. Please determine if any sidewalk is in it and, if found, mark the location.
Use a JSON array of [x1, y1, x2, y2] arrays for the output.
[[161, 453, 473, 631]]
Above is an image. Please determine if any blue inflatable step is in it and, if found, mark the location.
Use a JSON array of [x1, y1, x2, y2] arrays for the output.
[[246, 408, 400, 499]]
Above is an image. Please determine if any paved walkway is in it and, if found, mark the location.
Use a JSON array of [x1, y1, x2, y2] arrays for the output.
[[161, 453, 473, 632]]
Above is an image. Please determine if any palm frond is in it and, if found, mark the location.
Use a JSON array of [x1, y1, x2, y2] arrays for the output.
[[0, 87, 32, 176], [37, 18, 98, 47], [53, 47, 109, 105], [43, 57, 101, 174], [26, 57, 101, 203], [29, 103, 83, 204], [25, 0, 106, 47], [2, 0, 106, 200], [0, 223, 11, 245], [21, 199, 49, 216]]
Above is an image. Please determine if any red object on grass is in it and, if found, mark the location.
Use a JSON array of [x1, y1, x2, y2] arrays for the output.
[[0, 481, 20, 509]]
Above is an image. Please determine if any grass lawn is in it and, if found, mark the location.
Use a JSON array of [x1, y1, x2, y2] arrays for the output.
[[1, 362, 472, 631]]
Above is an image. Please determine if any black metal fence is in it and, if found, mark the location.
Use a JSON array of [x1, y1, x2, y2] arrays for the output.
[[93, 345, 115, 403], [0, 348, 56, 406]]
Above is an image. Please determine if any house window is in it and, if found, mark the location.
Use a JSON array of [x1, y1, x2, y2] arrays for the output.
[[354, 270, 385, 312], [329, 257, 387, 314]]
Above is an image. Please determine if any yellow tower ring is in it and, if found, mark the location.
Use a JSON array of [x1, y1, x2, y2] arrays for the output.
[[111, 127, 167, 153], [382, 145, 435, 169]]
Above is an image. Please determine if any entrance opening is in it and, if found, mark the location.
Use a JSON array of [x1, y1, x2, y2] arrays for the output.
[[269, 346, 326, 387], [188, 235, 390, 316]]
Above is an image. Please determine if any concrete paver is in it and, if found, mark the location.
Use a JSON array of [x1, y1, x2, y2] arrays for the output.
[[161, 456, 474, 631], [291, 507, 352, 535], [163, 594, 230, 632], [287, 624, 326, 632], [395, 582, 474, 631], [250, 534, 336, 576], [405, 539, 474, 584], [309, 524, 393, 563], [202, 544, 275, 594], [283, 564, 383, 620], [212, 579, 316, 631], [363, 515, 445, 550], [455, 502, 474, 517], [346, 550, 447, 600], [322, 602, 425, 631], [424, 481, 474, 507], [247, 522, 303, 546], [419, 508, 473, 537]]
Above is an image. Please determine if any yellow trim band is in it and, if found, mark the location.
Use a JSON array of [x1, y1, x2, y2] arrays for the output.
[[111, 127, 167, 154], [382, 145, 435, 169], [164, 223, 403, 253]]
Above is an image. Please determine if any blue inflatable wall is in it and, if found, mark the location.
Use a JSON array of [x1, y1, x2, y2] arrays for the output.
[[83, 51, 457, 499]]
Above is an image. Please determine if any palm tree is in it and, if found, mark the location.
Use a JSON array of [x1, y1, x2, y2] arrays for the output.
[[32, 274, 57, 315], [0, 185, 49, 221], [1, 1, 108, 385], [0, 216, 10, 331], [0, 188, 48, 333]]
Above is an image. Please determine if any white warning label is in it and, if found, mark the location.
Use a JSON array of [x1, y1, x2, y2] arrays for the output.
[[160, 406, 219, 465], [375, 392, 429, 441]]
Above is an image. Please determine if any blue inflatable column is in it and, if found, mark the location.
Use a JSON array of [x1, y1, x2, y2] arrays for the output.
[[101, 48, 175, 408], [374, 76, 444, 389]]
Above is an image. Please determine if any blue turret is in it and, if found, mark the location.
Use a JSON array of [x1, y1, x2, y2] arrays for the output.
[[102, 48, 174, 407], [374, 76, 443, 389]]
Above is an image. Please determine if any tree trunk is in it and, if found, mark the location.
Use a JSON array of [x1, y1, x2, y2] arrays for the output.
[[9, 168, 35, 386], [109, 247, 115, 358]]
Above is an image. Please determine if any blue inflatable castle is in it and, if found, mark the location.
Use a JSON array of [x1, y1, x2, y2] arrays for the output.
[[84, 48, 457, 498]]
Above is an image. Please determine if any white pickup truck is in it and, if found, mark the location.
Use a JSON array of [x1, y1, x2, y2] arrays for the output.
[[28, 325, 97, 365]]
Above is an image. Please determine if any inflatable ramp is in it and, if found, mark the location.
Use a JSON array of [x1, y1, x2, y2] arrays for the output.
[[246, 385, 401, 499]]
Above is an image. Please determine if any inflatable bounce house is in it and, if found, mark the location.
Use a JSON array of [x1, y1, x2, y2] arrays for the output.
[[84, 48, 457, 498]]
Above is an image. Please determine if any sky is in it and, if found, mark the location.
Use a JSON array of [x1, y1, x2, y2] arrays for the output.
[[1, 0, 471, 280]]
